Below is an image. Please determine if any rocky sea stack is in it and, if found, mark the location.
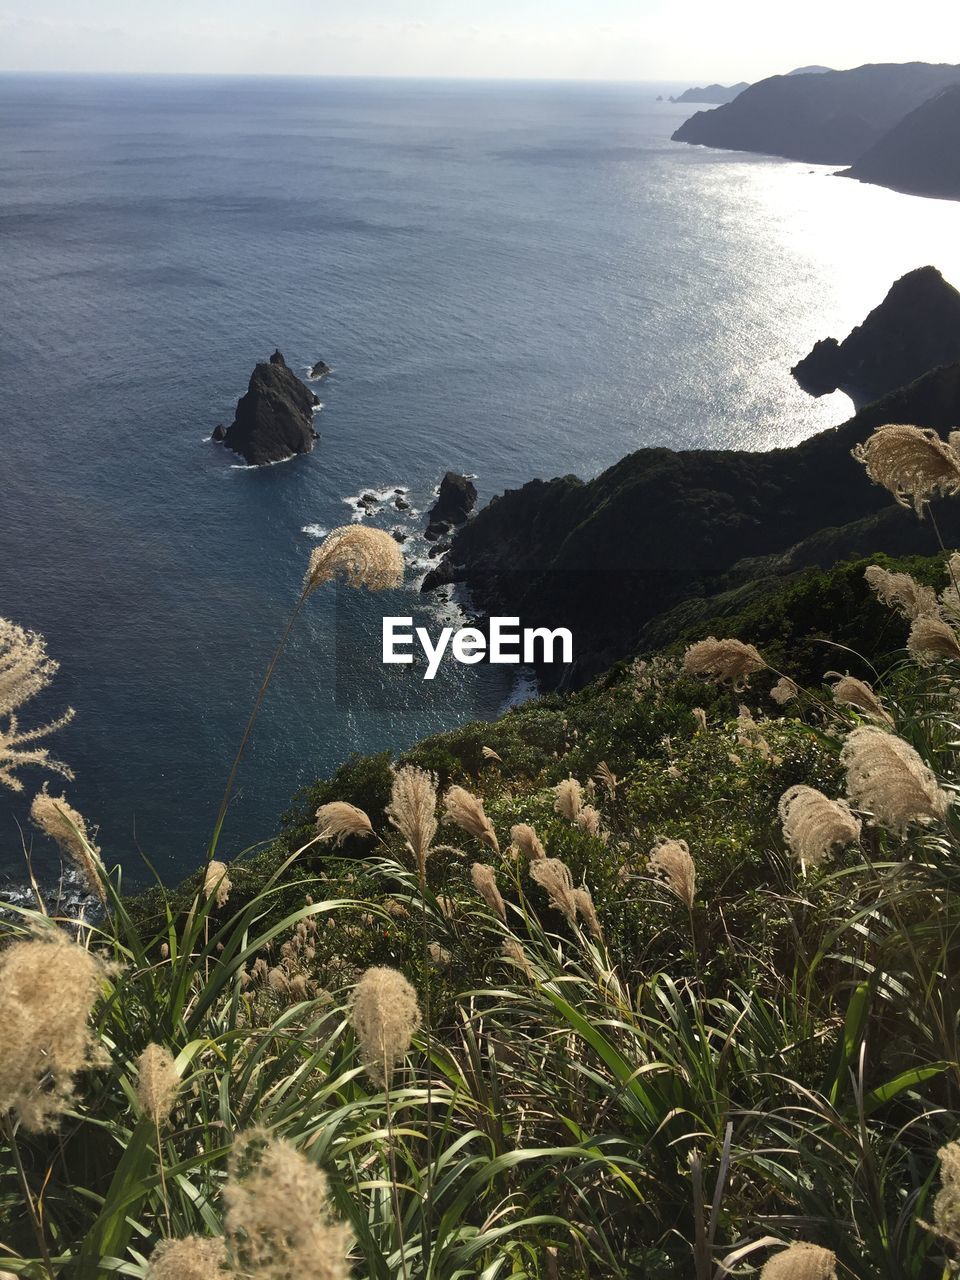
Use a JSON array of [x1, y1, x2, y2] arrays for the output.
[[220, 350, 320, 466], [792, 266, 960, 404], [425, 471, 477, 541]]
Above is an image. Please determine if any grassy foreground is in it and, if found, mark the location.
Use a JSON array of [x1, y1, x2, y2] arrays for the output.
[[5, 434, 960, 1277]]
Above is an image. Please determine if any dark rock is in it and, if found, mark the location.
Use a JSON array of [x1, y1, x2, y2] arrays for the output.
[[793, 267, 960, 403], [842, 83, 960, 200], [310, 359, 332, 379], [428, 541, 451, 558], [360, 492, 379, 505], [221, 352, 319, 465], [425, 472, 477, 540], [211, 423, 227, 442], [395, 495, 410, 511], [428, 361, 960, 687], [672, 62, 960, 165], [391, 528, 408, 543]]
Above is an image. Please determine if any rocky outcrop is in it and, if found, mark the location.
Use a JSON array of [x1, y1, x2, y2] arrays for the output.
[[425, 472, 477, 541], [672, 62, 960, 165], [220, 351, 320, 466], [310, 359, 332, 379], [842, 84, 960, 200], [792, 267, 960, 403], [670, 82, 749, 105], [424, 362, 960, 686]]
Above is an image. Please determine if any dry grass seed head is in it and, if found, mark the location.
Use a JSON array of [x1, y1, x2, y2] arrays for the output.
[[572, 887, 603, 939], [828, 675, 894, 726], [349, 965, 421, 1087], [470, 862, 506, 921], [0, 930, 106, 1131], [386, 765, 438, 869], [841, 725, 950, 834], [758, 1242, 837, 1279], [203, 860, 232, 909], [510, 822, 546, 861], [529, 857, 578, 922], [770, 676, 799, 706], [443, 784, 499, 854], [778, 785, 861, 868], [852, 424, 960, 516], [0, 617, 75, 792], [934, 1140, 960, 1247], [146, 1235, 227, 1280], [908, 615, 960, 663], [304, 525, 404, 596], [137, 1042, 179, 1127], [647, 839, 696, 909], [30, 785, 105, 903], [315, 801, 374, 845], [224, 1129, 352, 1280], [576, 804, 603, 837], [864, 565, 939, 620], [683, 637, 765, 690], [553, 777, 583, 822]]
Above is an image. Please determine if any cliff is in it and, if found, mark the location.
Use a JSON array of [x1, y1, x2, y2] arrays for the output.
[[221, 350, 319, 466], [792, 266, 960, 403], [843, 84, 960, 200], [671, 62, 960, 165], [425, 362, 960, 686]]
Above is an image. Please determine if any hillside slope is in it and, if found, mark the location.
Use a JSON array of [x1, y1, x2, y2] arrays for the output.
[[843, 83, 960, 199], [671, 62, 960, 165]]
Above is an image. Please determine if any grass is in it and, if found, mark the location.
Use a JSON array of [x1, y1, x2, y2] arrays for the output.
[[4, 538, 960, 1276]]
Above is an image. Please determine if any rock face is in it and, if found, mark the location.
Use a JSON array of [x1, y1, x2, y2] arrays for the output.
[[843, 84, 960, 199], [425, 472, 477, 541], [310, 359, 332, 379], [669, 82, 749, 105], [672, 62, 960, 165], [792, 267, 960, 403], [221, 351, 320, 465], [424, 362, 960, 686]]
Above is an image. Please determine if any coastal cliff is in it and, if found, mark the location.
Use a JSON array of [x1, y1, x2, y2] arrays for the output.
[[424, 362, 960, 686], [221, 350, 319, 465], [792, 267, 960, 404], [842, 84, 960, 200], [671, 62, 960, 167]]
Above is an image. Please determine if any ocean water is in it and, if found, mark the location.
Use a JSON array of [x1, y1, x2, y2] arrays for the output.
[[2, 73, 959, 891]]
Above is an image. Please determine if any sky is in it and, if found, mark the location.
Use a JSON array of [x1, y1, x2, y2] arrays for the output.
[[0, 0, 956, 81]]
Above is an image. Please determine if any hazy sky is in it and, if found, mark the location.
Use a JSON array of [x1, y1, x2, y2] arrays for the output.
[[0, 0, 956, 81]]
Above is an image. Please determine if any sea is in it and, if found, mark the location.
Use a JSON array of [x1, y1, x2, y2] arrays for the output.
[[1, 73, 959, 896]]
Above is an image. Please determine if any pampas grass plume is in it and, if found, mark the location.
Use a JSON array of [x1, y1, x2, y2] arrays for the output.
[[0, 616, 75, 792], [304, 525, 404, 596], [0, 930, 105, 1131], [852, 424, 960, 516], [146, 1235, 226, 1280], [386, 764, 438, 872], [829, 675, 894, 725], [908, 615, 960, 663], [759, 1242, 837, 1279], [30, 785, 106, 903], [510, 822, 546, 861], [137, 1042, 179, 1127], [316, 800, 374, 845], [778, 785, 861, 868], [647, 839, 696, 908], [864, 565, 938, 620], [349, 965, 421, 1086], [203, 860, 232, 909], [471, 862, 506, 921], [683, 637, 765, 690], [554, 777, 583, 822], [841, 725, 950, 834], [444, 784, 499, 854], [224, 1129, 351, 1280]]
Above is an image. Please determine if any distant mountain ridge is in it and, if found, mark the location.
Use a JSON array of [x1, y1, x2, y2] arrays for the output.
[[671, 61, 960, 197], [669, 82, 749, 104]]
